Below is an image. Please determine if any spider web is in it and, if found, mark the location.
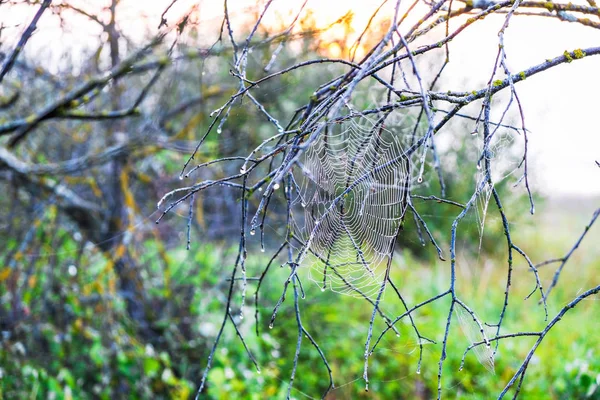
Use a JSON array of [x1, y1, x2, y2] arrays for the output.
[[455, 306, 496, 374], [473, 127, 518, 252], [291, 116, 410, 298]]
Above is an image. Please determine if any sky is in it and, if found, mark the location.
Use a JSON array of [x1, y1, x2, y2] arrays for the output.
[[440, 12, 600, 197], [1, 0, 599, 197]]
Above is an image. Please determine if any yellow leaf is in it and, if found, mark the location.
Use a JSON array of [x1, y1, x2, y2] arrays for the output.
[[0, 268, 11, 282], [114, 244, 126, 259]]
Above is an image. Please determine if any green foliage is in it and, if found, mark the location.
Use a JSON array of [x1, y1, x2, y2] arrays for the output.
[[1, 223, 598, 399]]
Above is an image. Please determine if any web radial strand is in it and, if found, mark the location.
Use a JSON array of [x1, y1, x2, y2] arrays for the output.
[[292, 117, 410, 298]]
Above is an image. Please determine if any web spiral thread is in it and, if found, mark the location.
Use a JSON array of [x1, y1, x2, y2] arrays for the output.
[[291, 117, 410, 298]]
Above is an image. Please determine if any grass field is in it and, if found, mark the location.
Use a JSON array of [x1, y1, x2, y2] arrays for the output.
[[205, 196, 600, 399]]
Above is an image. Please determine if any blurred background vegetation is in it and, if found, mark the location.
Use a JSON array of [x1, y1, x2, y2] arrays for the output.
[[1, 1, 599, 399]]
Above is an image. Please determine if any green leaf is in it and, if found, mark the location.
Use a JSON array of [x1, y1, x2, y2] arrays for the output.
[[89, 341, 104, 366], [144, 358, 161, 378]]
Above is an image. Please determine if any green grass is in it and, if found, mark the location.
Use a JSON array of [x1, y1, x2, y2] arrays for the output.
[[205, 199, 600, 399]]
